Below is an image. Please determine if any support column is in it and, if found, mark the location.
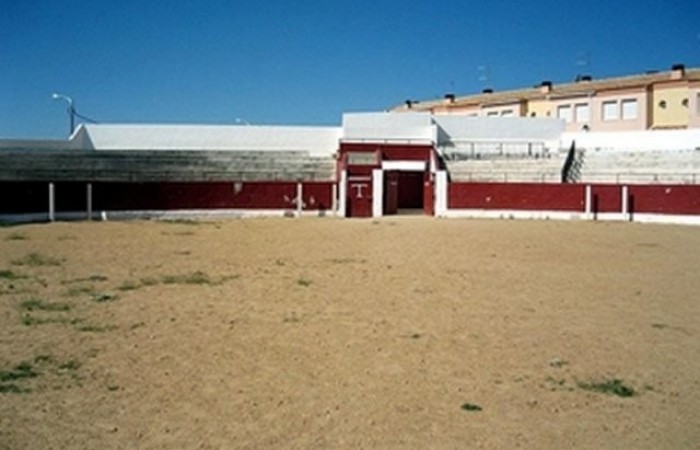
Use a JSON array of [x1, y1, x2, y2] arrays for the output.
[[338, 170, 347, 217], [372, 169, 383, 218], [296, 182, 303, 217], [621, 185, 629, 222], [435, 171, 448, 217], [86, 183, 93, 220], [48, 182, 55, 222], [584, 184, 592, 220]]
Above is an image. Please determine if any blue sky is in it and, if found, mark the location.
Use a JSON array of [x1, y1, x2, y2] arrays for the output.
[[1, 0, 699, 138]]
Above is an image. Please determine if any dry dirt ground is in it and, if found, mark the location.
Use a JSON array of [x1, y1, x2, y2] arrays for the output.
[[0, 217, 699, 449]]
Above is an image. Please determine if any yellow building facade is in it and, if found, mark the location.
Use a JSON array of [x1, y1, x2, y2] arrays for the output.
[[395, 65, 700, 132]]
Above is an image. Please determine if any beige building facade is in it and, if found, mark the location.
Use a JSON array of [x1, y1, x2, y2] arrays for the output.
[[395, 65, 700, 132]]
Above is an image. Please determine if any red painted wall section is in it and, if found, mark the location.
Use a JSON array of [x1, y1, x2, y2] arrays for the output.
[[339, 143, 434, 162], [0, 182, 48, 213], [449, 183, 586, 211], [301, 183, 333, 211], [91, 182, 333, 211], [591, 185, 622, 213], [629, 185, 700, 215]]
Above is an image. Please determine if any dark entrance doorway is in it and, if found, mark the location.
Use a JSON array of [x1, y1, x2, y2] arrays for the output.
[[383, 171, 424, 215]]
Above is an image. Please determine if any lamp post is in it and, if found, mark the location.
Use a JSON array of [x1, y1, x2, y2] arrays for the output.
[[52, 93, 75, 135]]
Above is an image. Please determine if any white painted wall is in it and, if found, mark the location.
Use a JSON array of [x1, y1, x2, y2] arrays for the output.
[[342, 112, 434, 142], [81, 124, 342, 156], [562, 129, 700, 151], [434, 116, 564, 141]]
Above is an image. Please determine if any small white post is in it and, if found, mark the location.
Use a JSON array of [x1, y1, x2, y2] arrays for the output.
[[372, 169, 383, 218], [435, 171, 448, 217], [338, 170, 347, 217], [296, 182, 303, 218], [621, 185, 629, 221], [584, 184, 592, 220], [48, 182, 55, 222], [86, 183, 93, 220]]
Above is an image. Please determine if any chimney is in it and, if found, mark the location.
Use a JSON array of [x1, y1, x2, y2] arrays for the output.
[[671, 63, 685, 80], [444, 93, 455, 103], [539, 81, 552, 94], [405, 100, 413, 109]]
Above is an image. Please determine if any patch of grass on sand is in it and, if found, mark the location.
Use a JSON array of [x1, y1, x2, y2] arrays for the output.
[[118, 272, 235, 291], [65, 285, 97, 297], [22, 315, 82, 326], [460, 403, 482, 412], [58, 359, 80, 371], [92, 292, 118, 303], [297, 277, 312, 287], [328, 257, 367, 264], [76, 324, 117, 333], [0, 361, 38, 383], [117, 280, 141, 291], [11, 253, 63, 267], [577, 378, 636, 398], [20, 298, 71, 312], [0, 269, 27, 280], [161, 271, 211, 285], [5, 233, 28, 241], [63, 275, 108, 284]]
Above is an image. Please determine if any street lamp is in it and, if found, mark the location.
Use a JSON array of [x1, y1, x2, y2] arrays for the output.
[[52, 93, 75, 135], [235, 117, 251, 126]]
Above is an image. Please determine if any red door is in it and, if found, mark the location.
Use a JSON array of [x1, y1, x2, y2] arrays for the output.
[[346, 176, 373, 217]]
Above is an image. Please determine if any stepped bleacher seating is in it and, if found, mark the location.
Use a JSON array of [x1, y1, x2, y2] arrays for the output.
[[578, 148, 700, 184], [443, 141, 565, 183], [0, 149, 336, 183]]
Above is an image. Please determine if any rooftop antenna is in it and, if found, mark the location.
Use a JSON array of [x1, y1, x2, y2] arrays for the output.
[[477, 65, 492, 91], [575, 51, 591, 79]]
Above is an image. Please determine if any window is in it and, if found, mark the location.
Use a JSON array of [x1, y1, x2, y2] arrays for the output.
[[500, 110, 514, 117], [621, 99, 638, 120], [486, 111, 499, 117], [557, 105, 572, 123], [575, 103, 590, 123], [602, 101, 619, 121]]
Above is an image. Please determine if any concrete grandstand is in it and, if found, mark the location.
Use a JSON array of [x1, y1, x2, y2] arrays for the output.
[[1, 112, 700, 224]]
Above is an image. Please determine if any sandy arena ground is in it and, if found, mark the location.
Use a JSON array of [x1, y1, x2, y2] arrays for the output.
[[0, 217, 699, 449]]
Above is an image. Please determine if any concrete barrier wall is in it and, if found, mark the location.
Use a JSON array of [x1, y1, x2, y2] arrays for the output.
[[448, 183, 585, 211], [446, 182, 700, 219], [0, 181, 335, 216]]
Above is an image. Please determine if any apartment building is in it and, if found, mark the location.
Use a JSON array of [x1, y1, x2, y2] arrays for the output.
[[395, 65, 700, 132]]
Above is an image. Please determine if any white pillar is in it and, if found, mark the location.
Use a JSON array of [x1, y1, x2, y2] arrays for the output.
[[296, 182, 303, 217], [584, 184, 592, 220], [435, 171, 448, 217], [86, 183, 93, 220], [372, 169, 383, 218], [621, 185, 629, 221], [338, 170, 347, 217], [48, 182, 55, 222]]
